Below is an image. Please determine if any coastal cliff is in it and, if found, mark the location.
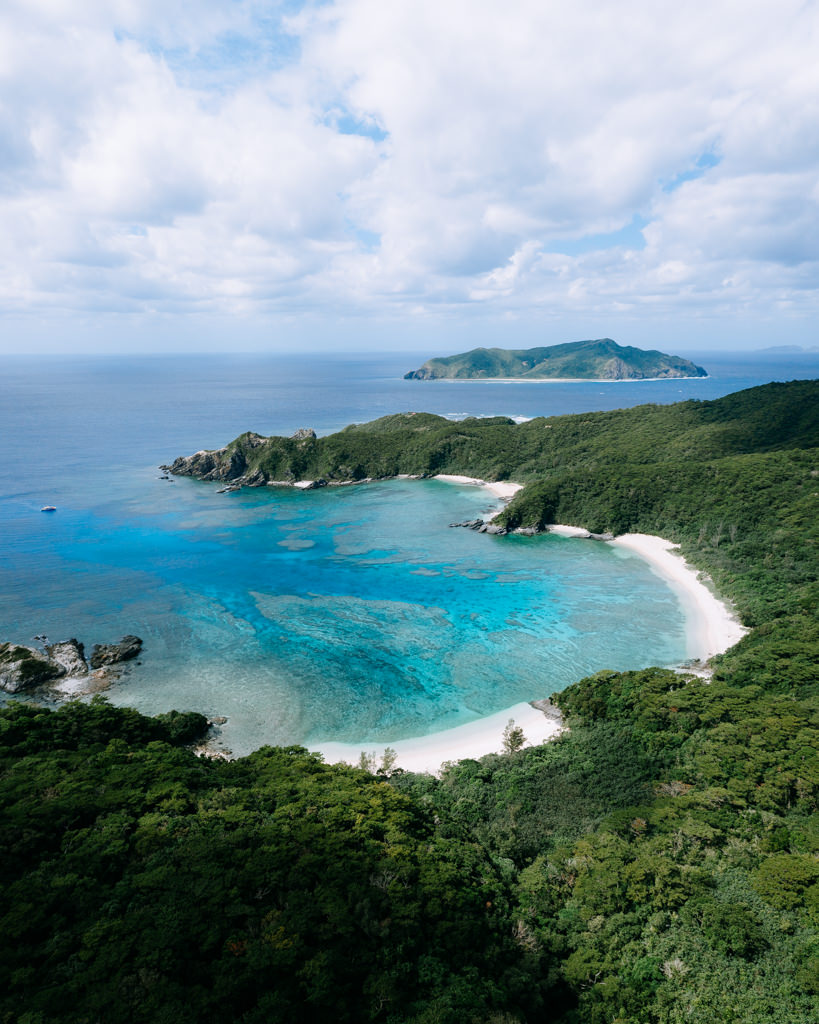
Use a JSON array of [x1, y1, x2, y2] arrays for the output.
[[404, 338, 707, 380]]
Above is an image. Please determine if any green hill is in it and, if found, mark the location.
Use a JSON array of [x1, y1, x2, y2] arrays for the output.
[[404, 338, 707, 380]]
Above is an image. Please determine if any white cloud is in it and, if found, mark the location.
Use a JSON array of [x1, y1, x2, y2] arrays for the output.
[[0, 0, 818, 347]]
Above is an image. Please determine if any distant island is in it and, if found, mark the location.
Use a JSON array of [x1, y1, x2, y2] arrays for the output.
[[404, 337, 707, 380], [756, 344, 819, 353]]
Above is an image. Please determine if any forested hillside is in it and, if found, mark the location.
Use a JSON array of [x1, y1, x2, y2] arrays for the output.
[[2, 379, 818, 1022]]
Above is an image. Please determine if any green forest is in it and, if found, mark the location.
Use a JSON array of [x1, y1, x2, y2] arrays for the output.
[[3, 379, 818, 1023]]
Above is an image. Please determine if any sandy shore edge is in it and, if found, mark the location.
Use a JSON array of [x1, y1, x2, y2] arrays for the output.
[[608, 532, 748, 662], [317, 702, 562, 775], [432, 473, 524, 501], [317, 480, 747, 776]]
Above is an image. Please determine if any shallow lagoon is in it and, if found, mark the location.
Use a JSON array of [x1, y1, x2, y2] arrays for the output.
[[3, 472, 684, 755]]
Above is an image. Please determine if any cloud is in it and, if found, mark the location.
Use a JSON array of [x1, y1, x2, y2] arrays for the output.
[[0, 0, 818, 344]]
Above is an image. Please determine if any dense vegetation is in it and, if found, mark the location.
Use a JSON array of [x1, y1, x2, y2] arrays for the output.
[[403, 338, 706, 379], [3, 379, 818, 1022]]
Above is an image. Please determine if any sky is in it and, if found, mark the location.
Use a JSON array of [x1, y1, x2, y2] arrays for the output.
[[1, 0, 818, 355]]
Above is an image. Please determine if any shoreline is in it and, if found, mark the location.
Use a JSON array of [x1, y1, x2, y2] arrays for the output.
[[608, 532, 748, 662], [317, 480, 746, 776], [432, 473, 524, 501], [411, 375, 709, 384], [316, 701, 563, 775]]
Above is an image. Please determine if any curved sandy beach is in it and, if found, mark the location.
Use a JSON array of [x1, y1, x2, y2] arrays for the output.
[[608, 533, 747, 662], [317, 478, 747, 776]]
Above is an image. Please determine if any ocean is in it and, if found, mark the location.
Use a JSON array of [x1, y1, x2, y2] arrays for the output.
[[1, 348, 816, 755]]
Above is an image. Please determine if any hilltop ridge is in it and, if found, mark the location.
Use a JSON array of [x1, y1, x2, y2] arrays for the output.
[[167, 379, 816, 493]]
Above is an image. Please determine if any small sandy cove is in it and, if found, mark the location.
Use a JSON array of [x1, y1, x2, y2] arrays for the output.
[[432, 473, 524, 501], [316, 477, 747, 776]]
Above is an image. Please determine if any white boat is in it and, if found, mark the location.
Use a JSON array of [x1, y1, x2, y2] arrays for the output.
[[40, 505, 57, 512]]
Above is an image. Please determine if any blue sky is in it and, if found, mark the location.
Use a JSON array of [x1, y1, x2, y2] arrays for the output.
[[1, 0, 818, 354]]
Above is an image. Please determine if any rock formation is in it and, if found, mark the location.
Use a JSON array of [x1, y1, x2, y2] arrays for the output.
[[45, 638, 88, 676], [89, 635, 143, 669], [0, 643, 66, 693], [449, 519, 508, 535]]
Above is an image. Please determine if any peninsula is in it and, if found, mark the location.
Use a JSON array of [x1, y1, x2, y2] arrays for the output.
[[404, 337, 707, 380]]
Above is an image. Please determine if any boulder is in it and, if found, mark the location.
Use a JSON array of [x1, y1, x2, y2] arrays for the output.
[[45, 638, 88, 677], [89, 635, 143, 669], [0, 642, 66, 693]]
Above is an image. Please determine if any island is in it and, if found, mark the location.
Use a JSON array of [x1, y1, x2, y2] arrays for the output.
[[403, 337, 707, 380]]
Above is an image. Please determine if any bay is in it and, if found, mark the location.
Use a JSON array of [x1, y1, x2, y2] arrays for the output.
[[1, 348, 816, 755]]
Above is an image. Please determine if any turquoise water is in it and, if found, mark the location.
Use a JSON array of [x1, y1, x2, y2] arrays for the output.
[[3, 474, 684, 754], [2, 351, 815, 755]]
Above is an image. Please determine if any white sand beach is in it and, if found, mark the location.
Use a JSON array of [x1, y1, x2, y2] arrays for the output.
[[432, 473, 523, 501], [319, 482, 746, 777], [316, 701, 562, 775], [609, 533, 748, 661]]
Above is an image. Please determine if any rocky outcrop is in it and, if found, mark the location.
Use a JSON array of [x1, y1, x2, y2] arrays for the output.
[[449, 518, 508, 535], [45, 638, 88, 676], [530, 698, 563, 723], [601, 356, 704, 380], [165, 447, 229, 480], [601, 357, 634, 380], [89, 635, 143, 669], [293, 479, 328, 490], [0, 643, 66, 693], [164, 434, 267, 483], [166, 428, 319, 487]]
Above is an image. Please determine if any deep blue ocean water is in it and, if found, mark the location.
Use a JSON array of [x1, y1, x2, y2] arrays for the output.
[[1, 349, 816, 754]]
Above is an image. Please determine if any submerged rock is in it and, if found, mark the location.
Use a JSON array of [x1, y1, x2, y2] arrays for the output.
[[89, 635, 143, 669], [45, 638, 88, 677], [0, 642, 66, 693]]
